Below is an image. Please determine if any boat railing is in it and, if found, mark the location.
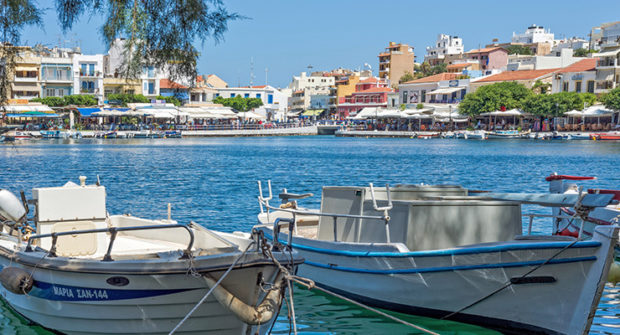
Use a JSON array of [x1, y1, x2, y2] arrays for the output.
[[258, 180, 391, 242], [522, 213, 585, 237], [25, 223, 194, 261]]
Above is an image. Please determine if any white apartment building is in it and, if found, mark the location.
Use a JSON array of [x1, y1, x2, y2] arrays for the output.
[[512, 24, 555, 45], [551, 38, 588, 55], [425, 34, 464, 64], [72, 54, 104, 104], [551, 59, 597, 94], [215, 85, 291, 120], [507, 49, 585, 71], [288, 72, 335, 91]]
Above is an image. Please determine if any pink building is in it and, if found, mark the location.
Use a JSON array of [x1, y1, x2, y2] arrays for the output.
[[337, 78, 392, 117], [464, 47, 508, 71]]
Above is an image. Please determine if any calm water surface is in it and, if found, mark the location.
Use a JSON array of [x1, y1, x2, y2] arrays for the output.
[[0, 136, 619, 334]]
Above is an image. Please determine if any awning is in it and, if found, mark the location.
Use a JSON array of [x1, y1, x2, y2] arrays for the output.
[[301, 109, 324, 116], [237, 111, 266, 120], [10, 83, 40, 91], [428, 87, 465, 95], [77, 108, 101, 117], [5, 113, 59, 118], [2, 104, 54, 113], [592, 49, 620, 57], [15, 66, 38, 72], [92, 110, 125, 117], [480, 109, 525, 116]]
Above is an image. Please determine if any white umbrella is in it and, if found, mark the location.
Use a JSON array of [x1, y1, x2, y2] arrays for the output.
[[237, 111, 266, 120], [565, 110, 583, 116]]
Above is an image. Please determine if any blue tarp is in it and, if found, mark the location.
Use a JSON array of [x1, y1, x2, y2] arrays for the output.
[[6, 113, 60, 118], [77, 108, 101, 117]]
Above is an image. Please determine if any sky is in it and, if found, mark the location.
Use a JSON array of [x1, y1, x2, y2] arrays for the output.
[[20, 0, 620, 88]]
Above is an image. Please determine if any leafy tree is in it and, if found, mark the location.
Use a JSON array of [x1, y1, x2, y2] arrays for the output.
[[601, 87, 620, 111], [505, 45, 533, 55], [531, 80, 551, 94], [459, 82, 534, 116], [399, 104, 406, 111], [573, 48, 596, 57], [214, 96, 262, 112], [106, 93, 149, 106], [431, 63, 447, 75], [522, 92, 599, 116], [416, 103, 424, 110], [156, 95, 182, 107], [63, 94, 98, 106], [399, 71, 414, 83], [30, 96, 66, 107], [1, 1, 240, 106], [246, 97, 263, 110]]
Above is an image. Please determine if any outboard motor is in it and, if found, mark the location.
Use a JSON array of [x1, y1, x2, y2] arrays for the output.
[[0, 189, 27, 223]]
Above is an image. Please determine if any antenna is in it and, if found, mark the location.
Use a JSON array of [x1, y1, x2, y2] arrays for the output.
[[250, 57, 255, 86], [307, 64, 313, 74]]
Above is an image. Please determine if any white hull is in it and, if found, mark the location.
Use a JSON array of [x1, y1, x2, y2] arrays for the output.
[[257, 225, 617, 335]]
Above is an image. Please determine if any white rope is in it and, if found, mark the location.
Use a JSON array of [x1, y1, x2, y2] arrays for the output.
[[169, 241, 254, 335]]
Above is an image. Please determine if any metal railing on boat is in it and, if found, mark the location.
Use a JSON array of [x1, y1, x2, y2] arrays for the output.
[[523, 213, 586, 237], [25, 223, 194, 261], [258, 180, 393, 243]]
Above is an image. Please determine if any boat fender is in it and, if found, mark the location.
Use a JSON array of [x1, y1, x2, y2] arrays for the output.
[[204, 274, 283, 325], [0, 267, 33, 294], [608, 262, 620, 285]]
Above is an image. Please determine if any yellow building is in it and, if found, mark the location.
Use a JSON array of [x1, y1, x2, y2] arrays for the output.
[[2, 46, 42, 101], [335, 74, 360, 98], [378, 42, 415, 86], [103, 77, 142, 97]]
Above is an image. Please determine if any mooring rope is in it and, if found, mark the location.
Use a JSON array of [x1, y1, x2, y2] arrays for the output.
[[169, 241, 255, 335]]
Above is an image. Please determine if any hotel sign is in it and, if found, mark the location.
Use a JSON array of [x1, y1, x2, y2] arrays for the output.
[[449, 80, 459, 87], [571, 74, 583, 80]]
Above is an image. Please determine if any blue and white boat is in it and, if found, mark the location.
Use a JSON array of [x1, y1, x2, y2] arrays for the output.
[[0, 177, 301, 334], [256, 182, 618, 335], [486, 130, 526, 139]]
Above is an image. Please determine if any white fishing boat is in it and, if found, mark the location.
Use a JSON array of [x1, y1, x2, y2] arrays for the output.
[[255, 181, 618, 335], [547, 174, 620, 240], [486, 130, 527, 139], [0, 177, 301, 335], [463, 130, 486, 140]]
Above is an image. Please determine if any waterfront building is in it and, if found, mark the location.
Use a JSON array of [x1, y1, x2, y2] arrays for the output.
[[469, 68, 558, 92], [398, 73, 466, 106], [464, 47, 509, 73], [39, 47, 79, 98], [102, 77, 141, 97], [592, 46, 620, 93], [507, 49, 586, 71], [159, 79, 189, 103], [337, 77, 392, 117], [446, 62, 481, 76], [288, 72, 335, 113], [378, 42, 415, 86], [590, 21, 620, 50], [73, 54, 104, 104], [425, 34, 464, 66], [189, 75, 222, 104], [486, 41, 552, 56], [10, 47, 42, 100], [387, 91, 399, 108], [216, 85, 290, 120], [551, 59, 597, 94]]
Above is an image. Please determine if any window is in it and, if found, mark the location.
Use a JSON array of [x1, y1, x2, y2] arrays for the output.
[[244, 93, 250, 98], [421, 90, 426, 103], [256, 93, 261, 99], [46, 88, 55, 97], [575, 81, 582, 93], [402, 91, 408, 103], [215, 93, 220, 97], [81, 64, 87, 75], [587, 80, 595, 93], [148, 82, 154, 95], [89, 64, 95, 76], [58, 88, 64, 96], [231, 93, 236, 97], [268, 94, 273, 104], [563, 82, 569, 92]]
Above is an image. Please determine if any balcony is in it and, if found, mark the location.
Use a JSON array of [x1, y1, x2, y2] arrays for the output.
[[13, 76, 38, 82], [79, 71, 102, 78], [80, 88, 100, 94], [597, 58, 619, 68]]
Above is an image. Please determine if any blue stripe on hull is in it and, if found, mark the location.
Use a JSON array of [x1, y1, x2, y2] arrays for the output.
[[29, 281, 195, 302], [304, 256, 597, 274], [263, 232, 601, 258]]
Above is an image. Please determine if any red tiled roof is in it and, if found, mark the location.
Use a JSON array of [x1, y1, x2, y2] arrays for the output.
[[293, 90, 304, 94], [378, 52, 390, 57], [401, 73, 459, 84], [196, 75, 204, 83], [357, 77, 383, 84], [558, 58, 597, 73], [465, 47, 506, 54], [475, 69, 559, 83], [160, 79, 188, 89], [240, 85, 268, 89], [353, 87, 393, 94]]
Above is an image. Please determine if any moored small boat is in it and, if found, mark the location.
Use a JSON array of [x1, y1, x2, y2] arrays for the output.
[[165, 130, 183, 138], [255, 181, 618, 335], [596, 131, 620, 140], [486, 130, 528, 139], [0, 177, 302, 334], [463, 130, 486, 140]]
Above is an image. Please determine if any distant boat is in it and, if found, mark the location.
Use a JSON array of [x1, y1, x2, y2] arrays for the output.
[[416, 132, 440, 139], [255, 181, 618, 335], [566, 133, 592, 140], [596, 131, 620, 140], [40, 130, 65, 139], [165, 130, 182, 138], [486, 130, 527, 139], [317, 125, 340, 135], [463, 130, 486, 140], [5, 131, 33, 141]]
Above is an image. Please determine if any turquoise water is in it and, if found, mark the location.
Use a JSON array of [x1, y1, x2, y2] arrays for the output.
[[0, 136, 619, 334]]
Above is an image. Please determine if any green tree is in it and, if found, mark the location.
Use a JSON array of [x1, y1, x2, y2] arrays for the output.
[[246, 97, 263, 110], [573, 48, 596, 57], [399, 71, 414, 83], [416, 103, 424, 110], [213, 95, 261, 112], [505, 45, 533, 55], [523, 92, 598, 117], [531, 80, 551, 94], [601, 87, 620, 111], [106, 93, 149, 106], [30, 96, 66, 107], [1, 1, 240, 106], [459, 82, 534, 116], [156, 95, 182, 107], [63, 95, 98, 106], [431, 63, 447, 75]]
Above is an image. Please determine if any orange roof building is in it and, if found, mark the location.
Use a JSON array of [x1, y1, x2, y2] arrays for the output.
[[470, 68, 559, 92], [552, 58, 599, 94], [378, 42, 415, 86], [464, 46, 509, 71]]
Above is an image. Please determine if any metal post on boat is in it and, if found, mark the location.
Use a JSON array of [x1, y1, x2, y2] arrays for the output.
[[258, 180, 273, 222], [167, 203, 172, 221], [332, 216, 338, 242], [369, 183, 393, 243]]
